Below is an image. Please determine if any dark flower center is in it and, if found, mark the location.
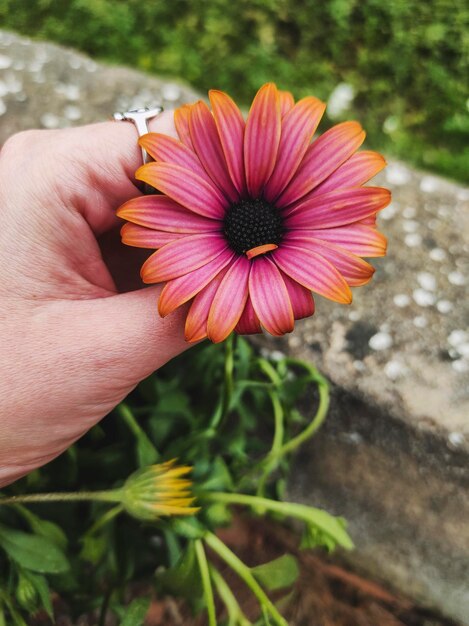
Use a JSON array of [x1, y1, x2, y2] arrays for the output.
[[223, 198, 284, 255]]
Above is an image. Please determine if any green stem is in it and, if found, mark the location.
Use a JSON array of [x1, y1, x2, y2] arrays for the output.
[[0, 490, 122, 506], [256, 390, 285, 496], [210, 565, 252, 626], [204, 532, 287, 626], [223, 333, 235, 413], [195, 539, 217, 626]]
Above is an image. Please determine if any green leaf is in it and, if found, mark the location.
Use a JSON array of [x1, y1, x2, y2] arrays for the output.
[[22, 572, 53, 618], [0, 524, 70, 574], [171, 517, 206, 540], [13, 504, 68, 550], [251, 554, 299, 591], [300, 514, 353, 552], [121, 597, 151, 626], [156, 542, 203, 604]]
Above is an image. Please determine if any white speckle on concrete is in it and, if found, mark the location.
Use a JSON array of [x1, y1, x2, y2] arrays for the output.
[[393, 294, 410, 307], [429, 248, 446, 262], [413, 315, 428, 328], [417, 272, 437, 291], [458, 343, 469, 358], [385, 360, 406, 380], [162, 83, 182, 102], [436, 300, 453, 314], [403, 220, 419, 233], [327, 83, 354, 119], [420, 176, 440, 193], [353, 360, 366, 371], [69, 57, 82, 70], [380, 203, 398, 220], [448, 330, 468, 348], [448, 271, 466, 286], [0, 82, 7, 97], [343, 431, 363, 444], [386, 162, 411, 186], [0, 54, 12, 69], [413, 289, 436, 307], [288, 335, 302, 348], [348, 310, 361, 321], [369, 332, 393, 351], [0, 99, 6, 116], [269, 350, 286, 362], [452, 359, 469, 373], [402, 206, 417, 218], [56, 83, 80, 101], [405, 233, 422, 247], [40, 112, 60, 129], [64, 104, 81, 121], [448, 432, 465, 448]]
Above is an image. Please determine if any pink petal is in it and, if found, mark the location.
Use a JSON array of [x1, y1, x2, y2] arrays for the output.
[[136, 162, 228, 219], [285, 187, 391, 229], [273, 244, 352, 304], [279, 91, 295, 117], [277, 121, 366, 207], [121, 223, 185, 248], [207, 256, 251, 343], [264, 96, 326, 202], [357, 215, 377, 227], [141, 233, 228, 283], [158, 249, 235, 317], [249, 256, 294, 336], [117, 195, 220, 232], [139, 133, 211, 181], [285, 233, 375, 286], [235, 296, 262, 335], [311, 150, 386, 196], [209, 90, 247, 196], [185, 267, 229, 342], [304, 224, 387, 257], [281, 271, 315, 320], [244, 83, 281, 198], [188, 101, 239, 203], [174, 104, 194, 149]]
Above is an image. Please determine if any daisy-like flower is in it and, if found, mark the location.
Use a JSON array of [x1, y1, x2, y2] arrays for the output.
[[117, 83, 390, 343], [122, 460, 199, 521]]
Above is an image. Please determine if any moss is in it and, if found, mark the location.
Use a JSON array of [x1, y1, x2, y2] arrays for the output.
[[1, 0, 467, 182]]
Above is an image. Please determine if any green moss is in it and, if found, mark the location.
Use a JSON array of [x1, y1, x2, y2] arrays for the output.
[[1, 0, 468, 182]]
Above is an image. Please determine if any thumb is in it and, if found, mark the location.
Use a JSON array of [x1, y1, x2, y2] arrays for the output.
[[69, 285, 192, 385]]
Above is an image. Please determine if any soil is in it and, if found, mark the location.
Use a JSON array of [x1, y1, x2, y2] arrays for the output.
[[45, 515, 461, 626]]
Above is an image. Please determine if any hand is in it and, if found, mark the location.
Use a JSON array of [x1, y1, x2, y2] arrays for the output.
[[0, 113, 190, 487]]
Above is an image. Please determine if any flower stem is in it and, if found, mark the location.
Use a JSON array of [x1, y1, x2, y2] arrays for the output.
[[0, 490, 122, 506], [209, 565, 252, 626], [204, 532, 288, 626], [195, 539, 217, 626]]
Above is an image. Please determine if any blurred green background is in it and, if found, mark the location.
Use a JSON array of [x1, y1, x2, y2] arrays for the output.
[[1, 0, 468, 182]]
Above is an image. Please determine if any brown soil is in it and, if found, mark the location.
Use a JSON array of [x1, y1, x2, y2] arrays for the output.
[[43, 516, 461, 626]]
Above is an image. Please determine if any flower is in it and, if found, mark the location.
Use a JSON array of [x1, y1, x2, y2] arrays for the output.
[[121, 460, 199, 521], [117, 83, 390, 343]]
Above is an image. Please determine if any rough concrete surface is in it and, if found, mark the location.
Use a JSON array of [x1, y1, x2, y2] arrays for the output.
[[1, 30, 468, 624]]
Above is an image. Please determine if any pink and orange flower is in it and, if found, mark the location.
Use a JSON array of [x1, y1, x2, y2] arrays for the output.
[[117, 83, 390, 343]]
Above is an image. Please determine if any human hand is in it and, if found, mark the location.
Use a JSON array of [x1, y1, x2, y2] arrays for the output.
[[0, 113, 190, 487]]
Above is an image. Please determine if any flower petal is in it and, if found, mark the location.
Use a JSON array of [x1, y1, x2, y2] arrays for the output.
[[285, 233, 375, 286], [311, 150, 386, 196], [209, 89, 247, 196], [285, 187, 391, 229], [249, 256, 294, 336], [158, 249, 235, 317], [244, 83, 281, 198], [279, 90, 295, 117], [207, 256, 251, 343], [304, 224, 387, 257], [117, 195, 220, 232], [281, 271, 315, 320], [136, 162, 227, 219], [121, 223, 185, 248], [189, 100, 239, 202], [264, 96, 326, 202], [141, 233, 228, 283], [273, 244, 352, 304], [174, 104, 193, 149], [277, 121, 366, 207], [139, 133, 210, 181], [185, 266, 229, 342], [235, 296, 262, 335]]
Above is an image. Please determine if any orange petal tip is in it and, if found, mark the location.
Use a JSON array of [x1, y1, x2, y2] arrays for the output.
[[246, 244, 278, 259]]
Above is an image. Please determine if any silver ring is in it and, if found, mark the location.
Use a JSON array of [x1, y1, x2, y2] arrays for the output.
[[113, 106, 164, 164]]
